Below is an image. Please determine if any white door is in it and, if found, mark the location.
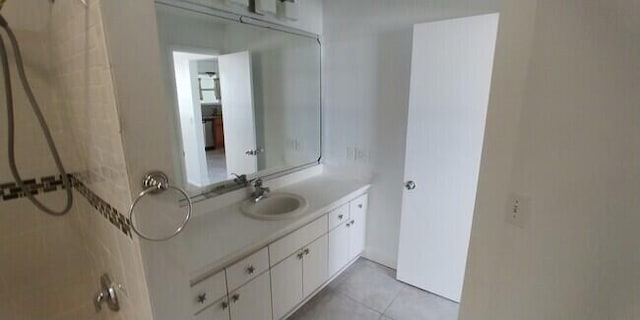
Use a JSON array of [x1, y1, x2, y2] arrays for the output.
[[396, 14, 499, 302], [229, 272, 272, 320], [328, 222, 350, 277], [302, 235, 328, 297], [218, 51, 258, 177], [270, 252, 303, 320], [348, 195, 368, 260]]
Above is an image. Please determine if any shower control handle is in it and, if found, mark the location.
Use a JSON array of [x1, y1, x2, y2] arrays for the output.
[[94, 274, 120, 312]]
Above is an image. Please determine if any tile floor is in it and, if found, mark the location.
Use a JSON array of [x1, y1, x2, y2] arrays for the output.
[[289, 258, 459, 320]]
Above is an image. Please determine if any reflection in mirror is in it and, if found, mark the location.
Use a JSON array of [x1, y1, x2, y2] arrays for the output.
[[155, 4, 321, 195]]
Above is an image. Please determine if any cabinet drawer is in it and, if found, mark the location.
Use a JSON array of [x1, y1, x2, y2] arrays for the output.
[[269, 215, 328, 266], [194, 297, 230, 320], [191, 270, 227, 314], [226, 247, 269, 292], [328, 204, 350, 230], [350, 194, 368, 216]]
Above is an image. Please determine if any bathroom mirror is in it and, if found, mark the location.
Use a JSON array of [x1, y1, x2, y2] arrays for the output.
[[154, 3, 321, 195]]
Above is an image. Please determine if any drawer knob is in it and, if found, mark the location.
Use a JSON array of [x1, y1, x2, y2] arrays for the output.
[[232, 293, 240, 303], [247, 265, 256, 275], [304, 248, 310, 255], [297, 252, 304, 259], [351, 220, 356, 226], [346, 222, 351, 228], [221, 301, 229, 310], [358, 204, 363, 209], [338, 214, 344, 220], [196, 293, 207, 304]]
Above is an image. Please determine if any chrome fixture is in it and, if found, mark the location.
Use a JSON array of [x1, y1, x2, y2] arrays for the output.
[[95, 274, 120, 312], [232, 173, 249, 186], [405, 180, 416, 190], [246, 265, 256, 275], [245, 147, 265, 156], [251, 178, 270, 203], [128, 171, 193, 241]]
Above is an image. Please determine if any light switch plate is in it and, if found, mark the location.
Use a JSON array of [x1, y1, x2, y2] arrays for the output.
[[505, 193, 531, 228], [228, 0, 249, 7]]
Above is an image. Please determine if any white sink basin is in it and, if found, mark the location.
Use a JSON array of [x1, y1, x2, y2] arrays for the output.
[[241, 192, 308, 220]]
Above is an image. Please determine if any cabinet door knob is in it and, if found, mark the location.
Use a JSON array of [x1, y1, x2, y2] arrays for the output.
[[338, 214, 344, 220], [297, 252, 304, 259], [231, 293, 240, 303], [358, 204, 363, 208], [247, 265, 256, 274], [304, 248, 310, 255], [221, 301, 229, 309], [350, 220, 355, 226], [196, 293, 207, 304], [405, 181, 416, 190]]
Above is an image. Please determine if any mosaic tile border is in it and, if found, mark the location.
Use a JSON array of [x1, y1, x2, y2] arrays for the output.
[[69, 175, 133, 238], [0, 175, 69, 201], [1, 174, 132, 239]]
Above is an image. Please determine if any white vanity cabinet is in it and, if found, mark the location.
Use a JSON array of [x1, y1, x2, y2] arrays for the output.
[[302, 235, 328, 297], [269, 216, 329, 320], [229, 272, 272, 320], [270, 235, 328, 319], [348, 194, 368, 260], [328, 219, 351, 276], [194, 298, 230, 320], [270, 250, 304, 320], [191, 191, 369, 320], [328, 194, 369, 276]]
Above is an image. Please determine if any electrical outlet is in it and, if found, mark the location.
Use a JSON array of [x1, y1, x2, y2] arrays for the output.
[[355, 148, 369, 162], [505, 193, 531, 228]]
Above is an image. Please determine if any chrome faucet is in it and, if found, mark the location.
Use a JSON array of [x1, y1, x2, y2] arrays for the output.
[[252, 178, 270, 203]]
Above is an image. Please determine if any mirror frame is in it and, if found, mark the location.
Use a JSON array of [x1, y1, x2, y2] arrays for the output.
[[156, 0, 322, 202]]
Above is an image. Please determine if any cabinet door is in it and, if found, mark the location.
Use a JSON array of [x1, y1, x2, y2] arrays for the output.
[[303, 235, 328, 297], [194, 298, 230, 320], [229, 272, 272, 320], [271, 252, 303, 320], [328, 222, 350, 277], [349, 195, 368, 260]]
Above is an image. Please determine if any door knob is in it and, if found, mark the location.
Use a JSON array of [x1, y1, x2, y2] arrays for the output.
[[405, 181, 416, 190]]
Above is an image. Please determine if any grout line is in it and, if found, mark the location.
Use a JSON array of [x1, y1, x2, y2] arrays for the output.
[[380, 288, 402, 318]]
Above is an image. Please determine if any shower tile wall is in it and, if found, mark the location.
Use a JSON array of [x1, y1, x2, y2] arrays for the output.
[[0, 0, 152, 319]]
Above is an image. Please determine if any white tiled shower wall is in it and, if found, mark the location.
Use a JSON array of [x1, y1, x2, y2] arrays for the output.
[[0, 0, 152, 319]]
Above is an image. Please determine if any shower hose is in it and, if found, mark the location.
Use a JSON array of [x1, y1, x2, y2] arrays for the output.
[[0, 14, 73, 216]]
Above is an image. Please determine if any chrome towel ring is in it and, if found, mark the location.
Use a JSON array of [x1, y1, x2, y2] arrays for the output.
[[128, 171, 192, 241]]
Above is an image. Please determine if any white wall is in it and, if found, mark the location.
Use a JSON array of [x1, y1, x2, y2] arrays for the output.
[[322, 0, 500, 268], [460, 0, 640, 319]]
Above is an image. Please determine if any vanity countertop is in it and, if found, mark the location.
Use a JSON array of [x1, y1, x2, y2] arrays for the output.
[[183, 171, 370, 283]]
